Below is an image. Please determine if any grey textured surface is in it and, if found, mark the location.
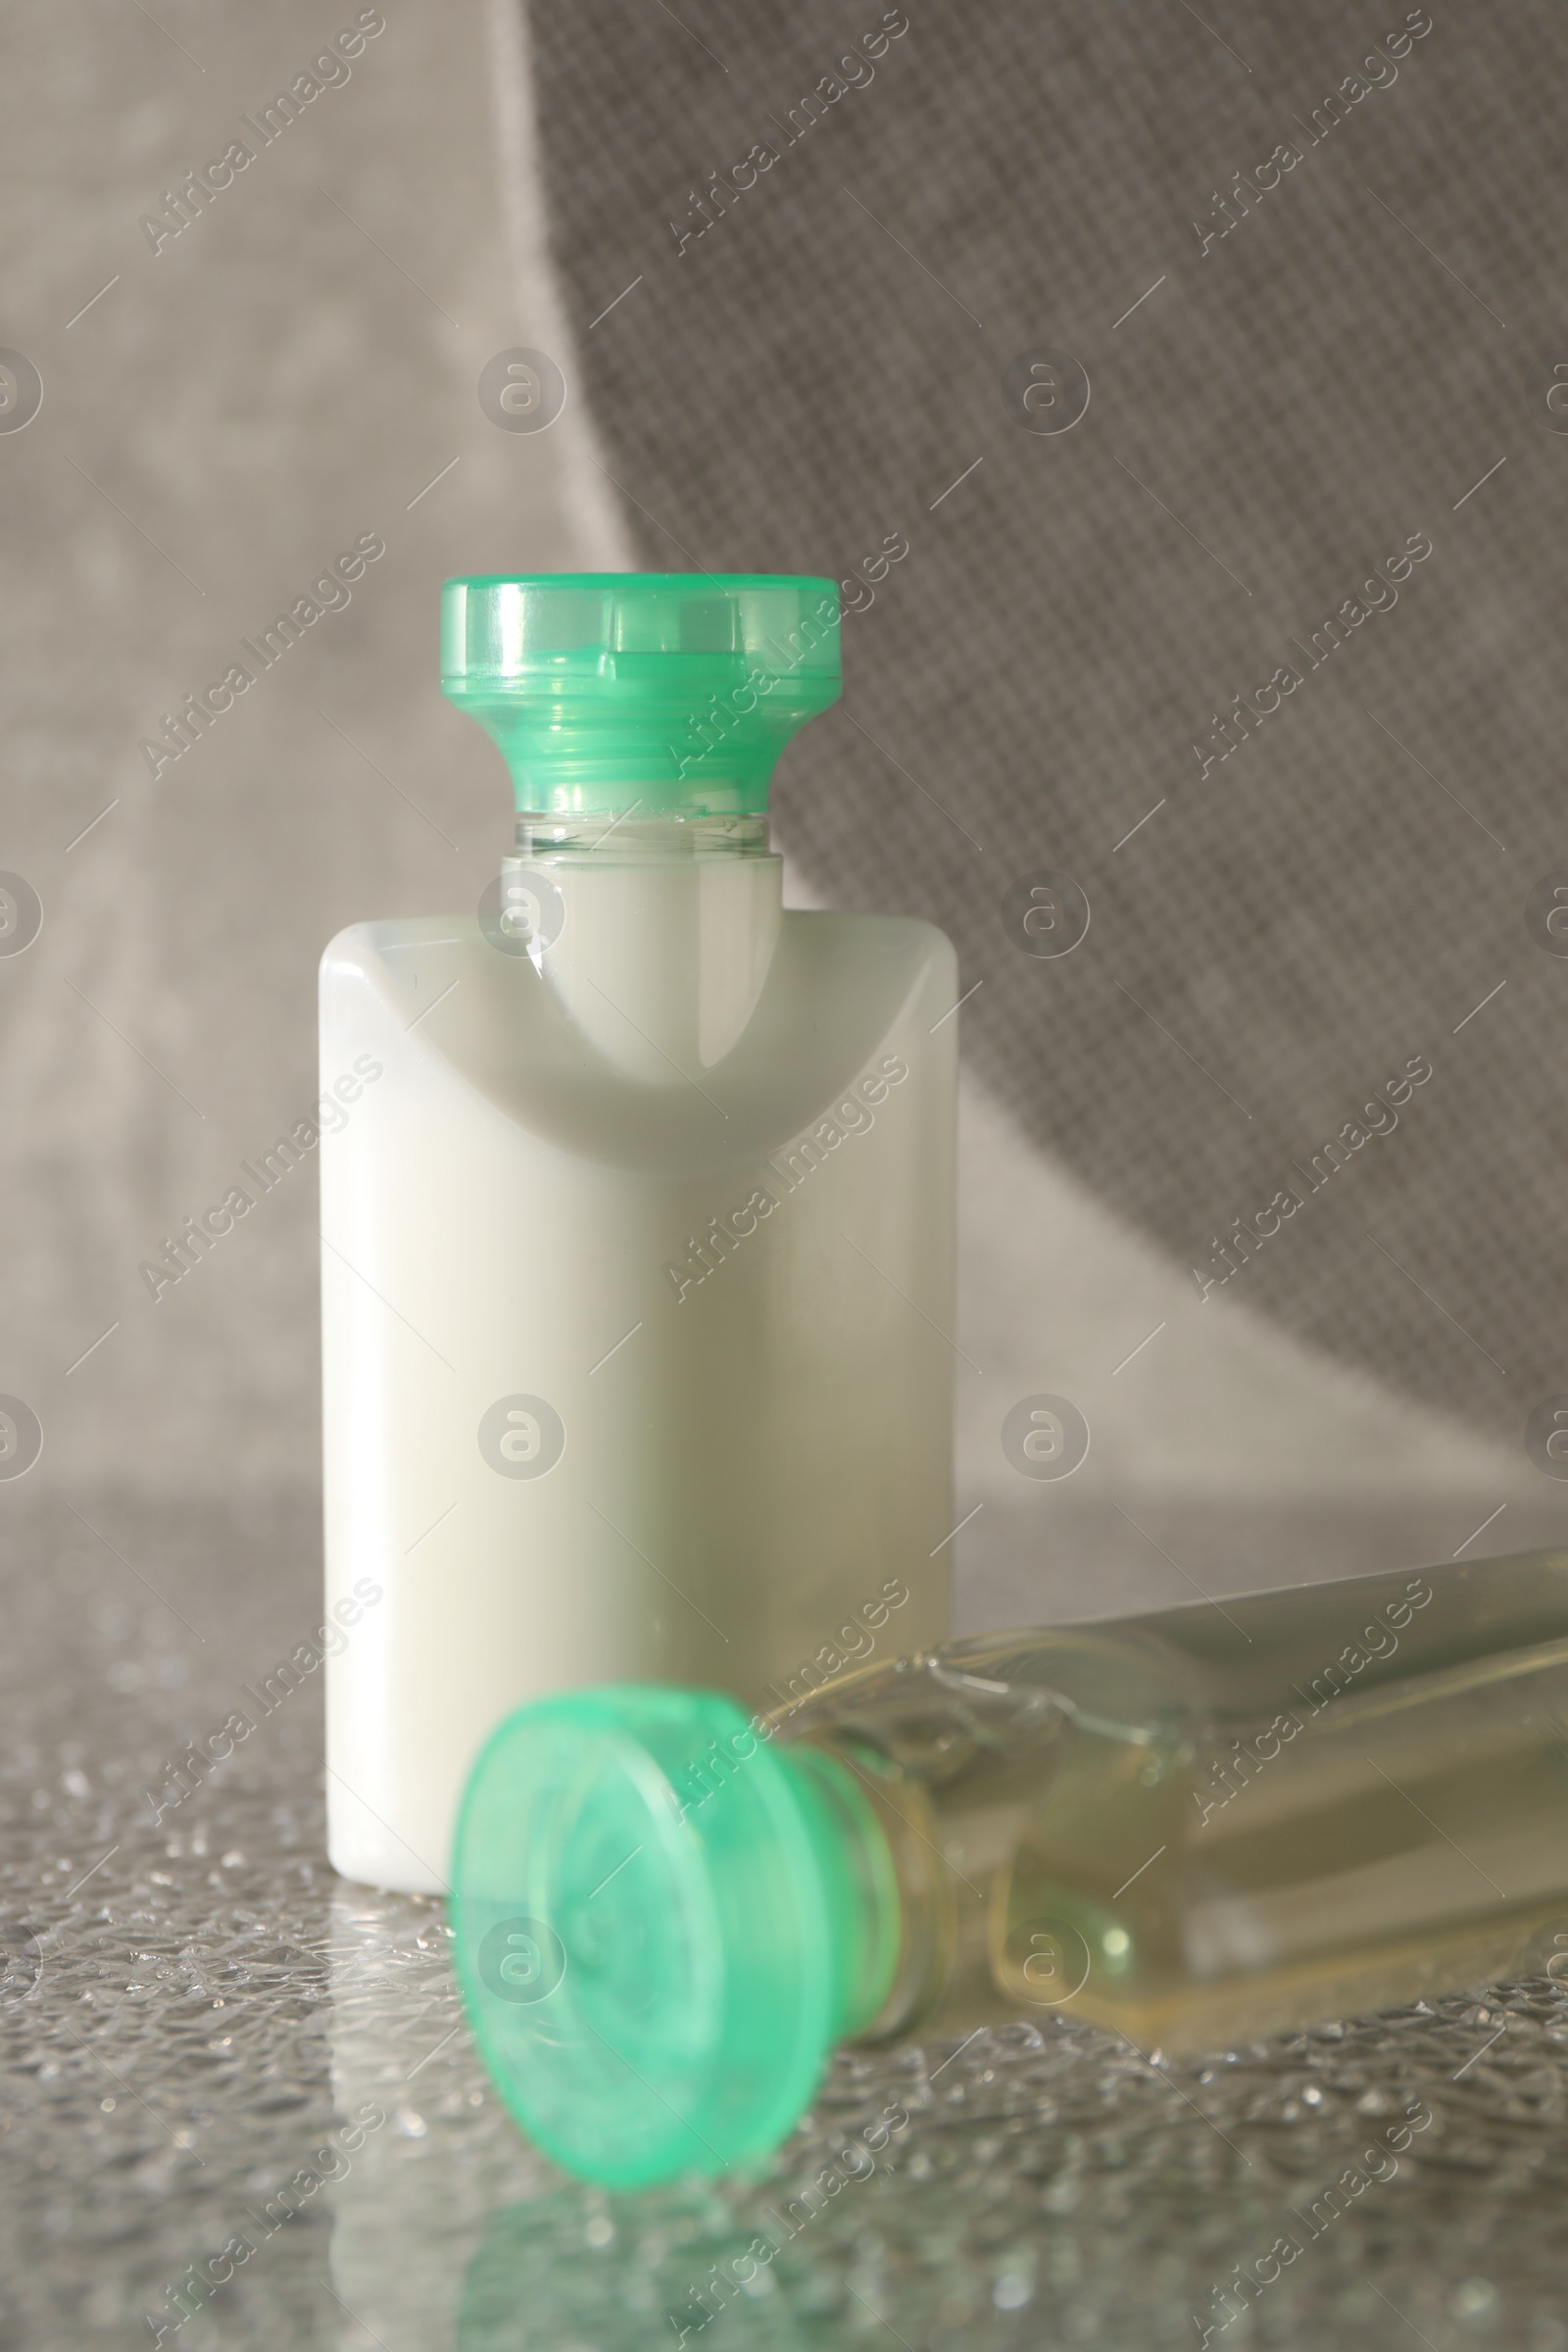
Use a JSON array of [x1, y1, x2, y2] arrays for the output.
[[525, 0, 1568, 1454], [8, 1497, 1568, 2350]]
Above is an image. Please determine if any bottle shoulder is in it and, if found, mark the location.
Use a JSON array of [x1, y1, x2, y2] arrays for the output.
[[319, 911, 954, 1175], [320, 914, 469, 982], [322, 906, 952, 970], [790, 906, 957, 993]]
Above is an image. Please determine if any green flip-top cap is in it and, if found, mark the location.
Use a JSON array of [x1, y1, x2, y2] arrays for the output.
[[450, 1686, 900, 2189], [440, 573, 841, 817]]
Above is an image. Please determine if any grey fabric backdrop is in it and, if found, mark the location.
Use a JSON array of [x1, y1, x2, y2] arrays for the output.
[[0, 0, 1560, 1564], [0, 0, 628, 1501], [526, 0, 1567, 1455]]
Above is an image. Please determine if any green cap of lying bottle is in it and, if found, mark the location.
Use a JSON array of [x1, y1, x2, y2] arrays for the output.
[[450, 1684, 897, 2188]]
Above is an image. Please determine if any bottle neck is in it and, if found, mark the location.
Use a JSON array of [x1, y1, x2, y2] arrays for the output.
[[511, 808, 773, 860], [502, 808, 783, 1079], [792, 1733, 950, 2044], [780, 1741, 906, 2041]]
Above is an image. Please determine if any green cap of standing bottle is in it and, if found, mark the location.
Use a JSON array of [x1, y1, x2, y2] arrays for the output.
[[440, 573, 841, 817], [449, 1685, 899, 2190]]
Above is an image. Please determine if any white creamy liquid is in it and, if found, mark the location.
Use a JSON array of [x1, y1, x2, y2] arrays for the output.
[[321, 843, 956, 1891]]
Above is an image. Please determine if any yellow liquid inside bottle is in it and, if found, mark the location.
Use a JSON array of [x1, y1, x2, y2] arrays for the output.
[[789, 1551, 1568, 2057]]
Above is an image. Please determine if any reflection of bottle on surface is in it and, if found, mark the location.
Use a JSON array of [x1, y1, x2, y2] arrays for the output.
[[323, 1886, 545, 2352], [459, 2189, 821, 2352], [321, 575, 957, 1892], [452, 1548, 1568, 2186]]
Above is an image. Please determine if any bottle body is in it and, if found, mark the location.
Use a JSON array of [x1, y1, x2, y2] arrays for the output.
[[787, 1550, 1568, 2056], [321, 818, 956, 1891]]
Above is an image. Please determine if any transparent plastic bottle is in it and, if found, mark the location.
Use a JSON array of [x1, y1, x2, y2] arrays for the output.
[[321, 576, 956, 1892], [451, 1549, 1568, 2187]]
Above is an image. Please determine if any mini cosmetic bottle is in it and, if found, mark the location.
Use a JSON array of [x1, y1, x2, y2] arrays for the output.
[[320, 574, 957, 1891], [452, 1547, 1568, 2185]]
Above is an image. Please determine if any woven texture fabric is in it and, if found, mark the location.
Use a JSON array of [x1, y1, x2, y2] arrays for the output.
[[527, 0, 1566, 1448]]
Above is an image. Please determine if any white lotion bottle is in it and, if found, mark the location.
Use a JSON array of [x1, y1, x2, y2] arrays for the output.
[[321, 574, 957, 1891]]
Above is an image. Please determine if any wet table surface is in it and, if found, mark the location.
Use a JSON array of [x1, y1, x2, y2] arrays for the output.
[[6, 1494, 1568, 2352]]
